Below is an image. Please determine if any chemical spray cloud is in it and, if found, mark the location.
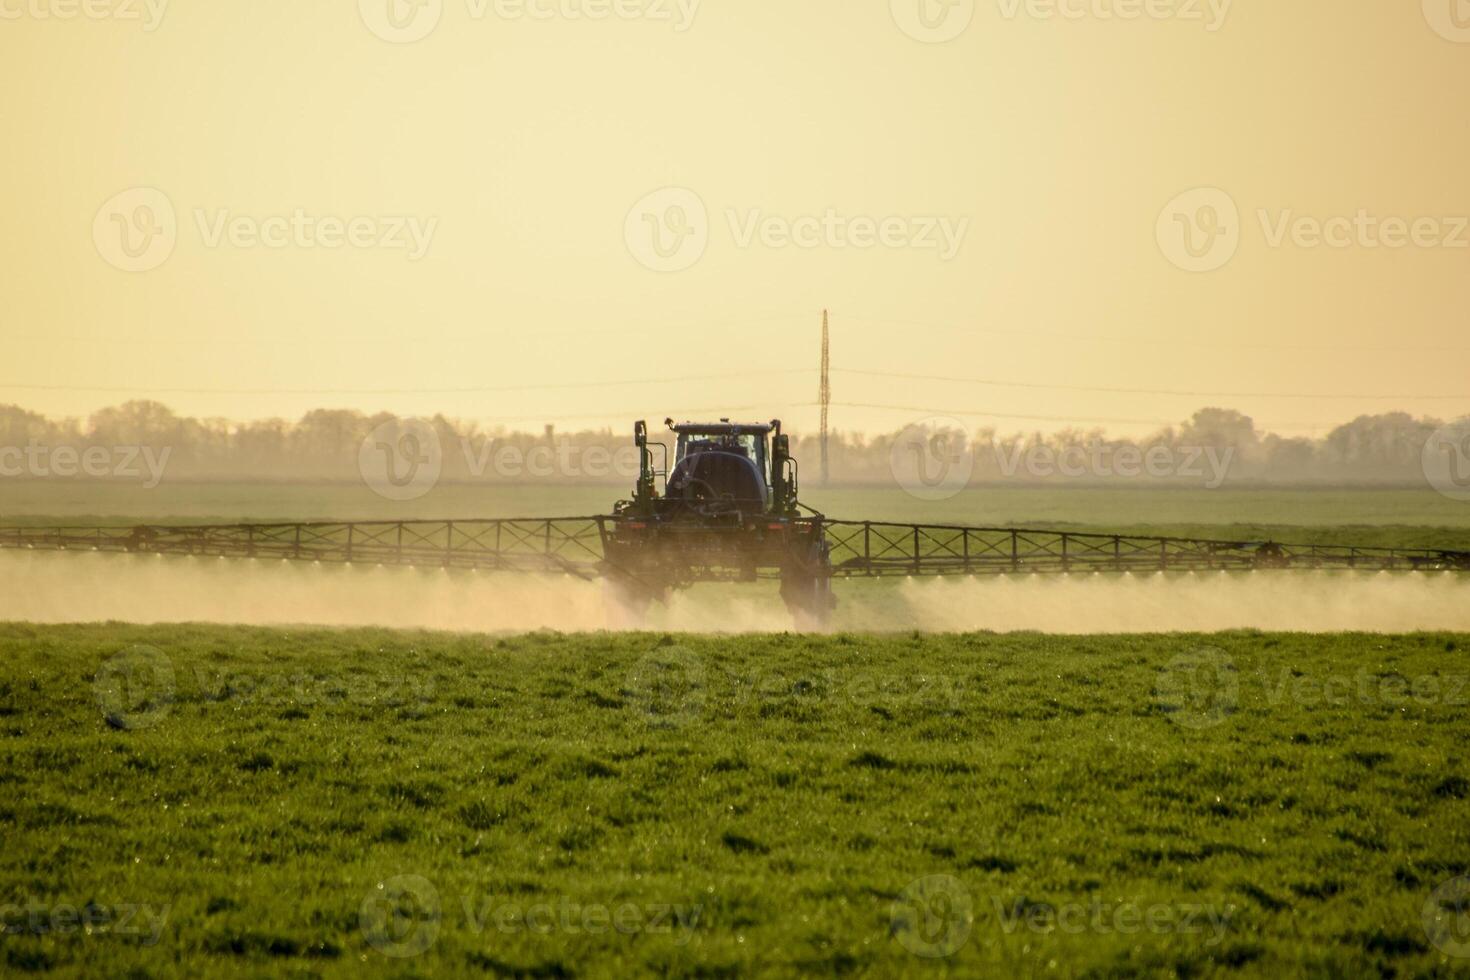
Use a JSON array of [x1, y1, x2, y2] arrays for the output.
[[12, 550, 1470, 634]]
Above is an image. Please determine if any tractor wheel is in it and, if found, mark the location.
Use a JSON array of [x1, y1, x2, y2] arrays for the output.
[[602, 570, 665, 627], [780, 539, 836, 631]]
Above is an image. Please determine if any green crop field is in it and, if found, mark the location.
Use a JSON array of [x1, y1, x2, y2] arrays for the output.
[[3, 623, 1469, 977]]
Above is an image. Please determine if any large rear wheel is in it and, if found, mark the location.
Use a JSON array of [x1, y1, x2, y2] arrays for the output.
[[602, 568, 666, 627], [780, 538, 836, 631]]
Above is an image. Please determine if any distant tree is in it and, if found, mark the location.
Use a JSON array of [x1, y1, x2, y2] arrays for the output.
[[1261, 434, 1317, 472], [1322, 413, 1438, 469], [0, 404, 52, 448], [291, 409, 369, 466], [87, 400, 181, 445], [1177, 408, 1260, 452]]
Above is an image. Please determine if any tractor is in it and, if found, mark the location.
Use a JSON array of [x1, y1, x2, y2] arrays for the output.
[[603, 419, 835, 625]]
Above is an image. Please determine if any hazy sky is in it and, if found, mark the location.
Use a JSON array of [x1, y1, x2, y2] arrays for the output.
[[3, 0, 1468, 437]]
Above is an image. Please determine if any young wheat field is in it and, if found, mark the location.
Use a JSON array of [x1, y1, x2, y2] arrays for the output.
[[2, 623, 1468, 977]]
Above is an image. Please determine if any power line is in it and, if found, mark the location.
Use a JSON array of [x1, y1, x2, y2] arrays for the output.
[[10, 366, 1462, 406], [841, 314, 1470, 354], [828, 401, 1190, 428], [824, 401, 1340, 432], [13, 308, 1463, 357]]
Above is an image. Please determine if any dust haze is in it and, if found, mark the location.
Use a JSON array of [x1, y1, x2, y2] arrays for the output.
[[4, 552, 1469, 634]]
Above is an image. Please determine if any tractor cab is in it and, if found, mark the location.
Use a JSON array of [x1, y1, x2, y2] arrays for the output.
[[625, 417, 799, 520], [665, 420, 771, 516], [673, 422, 770, 480]]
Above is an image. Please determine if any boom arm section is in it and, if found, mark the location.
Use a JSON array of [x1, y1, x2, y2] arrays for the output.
[[2, 518, 1468, 579], [0, 519, 610, 577], [821, 521, 1470, 576]]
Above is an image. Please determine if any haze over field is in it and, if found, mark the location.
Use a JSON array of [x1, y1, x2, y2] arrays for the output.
[[7, 551, 1470, 634]]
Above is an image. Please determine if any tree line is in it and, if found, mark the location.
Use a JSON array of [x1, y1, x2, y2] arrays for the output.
[[0, 401, 1457, 486]]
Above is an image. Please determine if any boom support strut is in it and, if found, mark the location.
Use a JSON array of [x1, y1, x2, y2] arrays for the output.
[[3, 518, 1467, 576]]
